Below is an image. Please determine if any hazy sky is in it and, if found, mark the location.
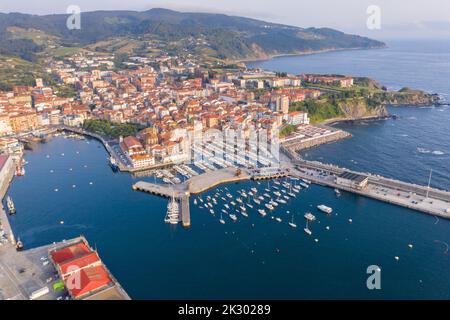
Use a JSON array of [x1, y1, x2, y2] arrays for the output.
[[2, 0, 450, 39]]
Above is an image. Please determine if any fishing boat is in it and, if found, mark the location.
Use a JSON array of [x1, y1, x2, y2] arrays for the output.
[[289, 214, 297, 228], [16, 238, 24, 251], [317, 205, 333, 214], [258, 209, 267, 217], [6, 196, 16, 215]]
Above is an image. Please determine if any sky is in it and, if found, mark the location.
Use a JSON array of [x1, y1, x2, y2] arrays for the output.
[[2, 0, 450, 39]]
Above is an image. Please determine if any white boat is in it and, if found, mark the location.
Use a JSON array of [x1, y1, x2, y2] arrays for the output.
[[222, 209, 228, 214], [220, 213, 226, 225], [258, 209, 267, 217], [335, 189, 341, 196], [274, 191, 281, 197], [251, 187, 258, 193], [270, 200, 279, 207], [258, 196, 265, 201], [209, 209, 215, 215], [165, 195, 180, 225], [302, 179, 311, 184], [275, 217, 282, 223], [194, 199, 198, 205], [226, 193, 233, 198], [241, 211, 249, 218], [317, 205, 333, 214], [229, 214, 238, 222], [6, 196, 16, 214], [265, 203, 274, 210], [274, 181, 281, 185], [276, 198, 287, 204], [304, 212, 316, 221], [236, 198, 243, 204], [224, 204, 230, 209], [246, 203, 254, 209], [289, 214, 297, 228], [230, 201, 236, 206], [263, 193, 271, 198], [300, 182, 309, 189], [304, 220, 312, 235]]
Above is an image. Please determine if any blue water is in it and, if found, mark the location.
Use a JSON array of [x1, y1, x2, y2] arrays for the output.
[[7, 40, 450, 299]]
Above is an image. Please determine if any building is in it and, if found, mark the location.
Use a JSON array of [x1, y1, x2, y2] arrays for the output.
[[48, 237, 130, 300], [335, 171, 369, 190], [287, 111, 310, 125], [9, 112, 39, 133], [120, 136, 146, 157]]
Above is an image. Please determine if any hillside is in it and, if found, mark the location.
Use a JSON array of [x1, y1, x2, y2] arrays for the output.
[[0, 8, 385, 61]]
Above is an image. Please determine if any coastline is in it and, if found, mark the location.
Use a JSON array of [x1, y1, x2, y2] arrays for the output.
[[233, 45, 387, 65]]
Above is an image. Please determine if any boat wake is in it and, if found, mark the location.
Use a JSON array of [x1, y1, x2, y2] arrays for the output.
[[417, 148, 445, 155]]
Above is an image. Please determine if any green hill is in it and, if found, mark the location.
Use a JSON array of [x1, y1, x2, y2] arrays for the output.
[[0, 8, 385, 61]]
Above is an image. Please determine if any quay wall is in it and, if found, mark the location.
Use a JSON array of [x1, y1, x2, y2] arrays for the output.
[[0, 156, 17, 244], [282, 130, 351, 152]]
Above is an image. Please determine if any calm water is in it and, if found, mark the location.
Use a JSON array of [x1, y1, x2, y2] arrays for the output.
[[8, 40, 450, 299]]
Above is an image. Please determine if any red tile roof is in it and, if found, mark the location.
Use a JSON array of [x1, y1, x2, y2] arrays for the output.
[[50, 243, 91, 264], [68, 265, 113, 299], [59, 252, 101, 276]]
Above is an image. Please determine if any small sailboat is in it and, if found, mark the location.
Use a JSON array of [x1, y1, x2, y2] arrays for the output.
[[304, 220, 312, 235], [219, 213, 226, 225], [289, 214, 297, 228]]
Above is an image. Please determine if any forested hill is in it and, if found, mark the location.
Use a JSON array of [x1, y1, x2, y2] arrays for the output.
[[0, 8, 385, 61]]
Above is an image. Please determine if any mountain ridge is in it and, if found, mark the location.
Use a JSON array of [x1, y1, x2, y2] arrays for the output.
[[0, 8, 386, 61]]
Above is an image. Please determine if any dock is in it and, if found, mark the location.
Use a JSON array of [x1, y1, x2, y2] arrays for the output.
[[132, 167, 293, 227], [286, 156, 450, 219]]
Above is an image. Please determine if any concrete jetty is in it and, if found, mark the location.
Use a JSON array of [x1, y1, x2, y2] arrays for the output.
[[287, 157, 450, 219]]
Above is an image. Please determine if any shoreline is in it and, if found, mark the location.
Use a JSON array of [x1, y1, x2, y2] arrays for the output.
[[232, 45, 387, 65]]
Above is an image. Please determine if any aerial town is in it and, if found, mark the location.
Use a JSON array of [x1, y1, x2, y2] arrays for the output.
[[0, 50, 357, 173]]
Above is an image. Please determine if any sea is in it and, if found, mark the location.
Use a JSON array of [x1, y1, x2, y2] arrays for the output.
[[7, 40, 450, 299]]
